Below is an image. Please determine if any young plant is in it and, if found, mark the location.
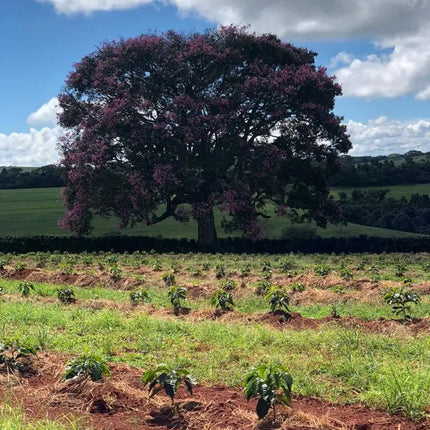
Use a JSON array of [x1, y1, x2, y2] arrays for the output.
[[14, 262, 27, 272], [339, 268, 353, 281], [289, 282, 305, 293], [254, 279, 272, 296], [162, 272, 176, 287], [265, 286, 290, 315], [109, 263, 122, 280], [384, 286, 420, 321], [141, 363, 196, 406], [210, 289, 234, 312], [368, 265, 380, 282], [261, 261, 272, 279], [167, 285, 187, 310], [152, 260, 163, 271], [279, 259, 295, 273], [314, 264, 331, 277], [0, 340, 36, 374], [243, 363, 293, 421], [64, 353, 110, 381], [57, 286, 76, 304], [130, 289, 149, 306], [239, 265, 251, 279], [394, 263, 407, 278], [220, 279, 237, 292], [59, 262, 75, 275], [17, 281, 34, 297], [215, 265, 226, 279]]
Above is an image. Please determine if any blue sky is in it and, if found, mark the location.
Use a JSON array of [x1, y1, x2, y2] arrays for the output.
[[1, 0, 430, 165]]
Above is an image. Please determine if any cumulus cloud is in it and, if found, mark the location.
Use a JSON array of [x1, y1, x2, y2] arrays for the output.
[[26, 97, 61, 126], [37, 0, 153, 14], [0, 127, 61, 166], [37, 0, 430, 40], [347, 117, 430, 156], [335, 25, 430, 100], [37, 0, 430, 100]]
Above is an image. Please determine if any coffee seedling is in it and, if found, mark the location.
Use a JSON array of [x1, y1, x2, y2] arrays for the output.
[[0, 339, 36, 374], [243, 363, 293, 421], [130, 289, 149, 305], [265, 286, 290, 315], [141, 363, 196, 406], [314, 264, 331, 277], [168, 285, 187, 309], [162, 272, 176, 287], [18, 281, 34, 297], [109, 263, 122, 280], [65, 353, 110, 381], [220, 279, 236, 292], [210, 289, 234, 312], [384, 286, 420, 321], [57, 286, 76, 304]]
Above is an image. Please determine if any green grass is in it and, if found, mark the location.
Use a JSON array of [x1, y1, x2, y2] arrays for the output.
[[333, 183, 430, 200], [2, 277, 429, 320], [1, 299, 429, 419], [0, 187, 423, 238], [0, 402, 86, 429], [0, 251, 429, 420]]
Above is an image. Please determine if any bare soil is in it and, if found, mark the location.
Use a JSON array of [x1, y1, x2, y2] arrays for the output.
[[1, 353, 428, 430]]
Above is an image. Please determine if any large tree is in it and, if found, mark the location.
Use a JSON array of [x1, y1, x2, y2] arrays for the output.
[[58, 26, 351, 250]]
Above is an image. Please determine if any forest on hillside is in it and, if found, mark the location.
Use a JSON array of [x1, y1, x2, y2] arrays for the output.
[[0, 165, 65, 189], [330, 151, 430, 186]]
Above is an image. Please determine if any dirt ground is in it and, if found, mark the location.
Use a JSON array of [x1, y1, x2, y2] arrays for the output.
[[1, 353, 428, 430], [2, 266, 429, 429]]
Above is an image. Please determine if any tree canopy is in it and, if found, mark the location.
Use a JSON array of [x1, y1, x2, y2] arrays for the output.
[[58, 26, 351, 249]]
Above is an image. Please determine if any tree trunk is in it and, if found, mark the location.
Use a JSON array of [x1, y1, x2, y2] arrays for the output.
[[197, 209, 219, 252]]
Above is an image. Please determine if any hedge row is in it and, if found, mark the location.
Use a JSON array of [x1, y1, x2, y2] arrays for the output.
[[0, 235, 429, 254]]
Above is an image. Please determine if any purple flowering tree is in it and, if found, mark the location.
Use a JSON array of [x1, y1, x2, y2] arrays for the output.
[[58, 26, 351, 250]]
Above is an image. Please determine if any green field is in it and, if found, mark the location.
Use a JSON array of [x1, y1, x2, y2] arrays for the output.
[[0, 187, 425, 238], [333, 183, 430, 200], [0, 251, 428, 428]]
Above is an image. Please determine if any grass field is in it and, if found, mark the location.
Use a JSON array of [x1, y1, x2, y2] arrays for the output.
[[333, 183, 430, 200], [0, 187, 425, 238], [0, 251, 428, 429]]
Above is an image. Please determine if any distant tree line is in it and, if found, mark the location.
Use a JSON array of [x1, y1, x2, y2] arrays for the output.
[[3, 151, 430, 190], [339, 189, 430, 234], [0, 165, 65, 189], [332, 152, 430, 186]]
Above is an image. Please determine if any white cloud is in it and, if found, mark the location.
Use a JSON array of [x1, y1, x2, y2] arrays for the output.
[[26, 97, 61, 126], [329, 52, 355, 68], [38, 0, 430, 40], [37, 0, 430, 100], [0, 127, 61, 166], [347, 117, 430, 156], [37, 0, 153, 14], [416, 85, 430, 101], [334, 25, 430, 100]]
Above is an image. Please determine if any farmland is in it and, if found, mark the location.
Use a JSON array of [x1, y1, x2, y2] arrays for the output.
[[333, 183, 430, 200], [0, 251, 429, 429], [0, 187, 426, 238]]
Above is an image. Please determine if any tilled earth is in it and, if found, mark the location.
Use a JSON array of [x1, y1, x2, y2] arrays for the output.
[[1, 354, 428, 430]]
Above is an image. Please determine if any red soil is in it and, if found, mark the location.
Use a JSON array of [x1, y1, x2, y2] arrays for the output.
[[0, 354, 428, 430]]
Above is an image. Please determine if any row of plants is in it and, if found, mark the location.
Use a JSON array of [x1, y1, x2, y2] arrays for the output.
[[3, 251, 430, 285], [2, 277, 423, 322], [0, 297, 429, 421], [0, 339, 292, 423]]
